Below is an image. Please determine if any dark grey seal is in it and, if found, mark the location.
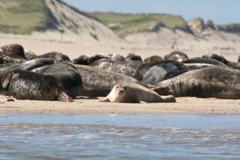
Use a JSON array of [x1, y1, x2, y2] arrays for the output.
[[126, 53, 143, 61], [1, 43, 26, 60], [183, 57, 226, 70], [154, 66, 240, 99], [1, 69, 72, 101], [24, 49, 37, 60], [134, 60, 188, 85], [32, 62, 82, 98], [37, 51, 70, 62], [144, 55, 163, 63], [164, 51, 189, 62], [90, 58, 143, 77], [74, 64, 138, 97], [0, 58, 55, 73], [108, 53, 125, 61], [202, 54, 240, 69], [73, 54, 109, 65]]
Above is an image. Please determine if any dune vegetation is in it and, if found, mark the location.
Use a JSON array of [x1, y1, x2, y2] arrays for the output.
[[0, 0, 48, 34], [90, 12, 189, 34], [0, 0, 239, 35]]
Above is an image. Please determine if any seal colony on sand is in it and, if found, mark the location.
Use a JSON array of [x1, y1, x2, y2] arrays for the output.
[[100, 82, 176, 103], [1, 43, 240, 103]]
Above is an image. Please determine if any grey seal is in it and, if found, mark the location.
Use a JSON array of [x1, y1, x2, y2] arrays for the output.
[[1, 43, 26, 60], [1, 69, 72, 101], [90, 58, 143, 77], [32, 62, 82, 98], [74, 64, 138, 97], [134, 60, 188, 85], [154, 66, 240, 99], [164, 51, 189, 62], [37, 51, 70, 62]]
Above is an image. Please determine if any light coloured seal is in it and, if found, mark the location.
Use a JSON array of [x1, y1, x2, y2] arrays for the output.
[[100, 82, 176, 103]]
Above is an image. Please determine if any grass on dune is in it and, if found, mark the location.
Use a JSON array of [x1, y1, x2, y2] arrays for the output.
[[0, 0, 48, 34], [90, 12, 189, 33]]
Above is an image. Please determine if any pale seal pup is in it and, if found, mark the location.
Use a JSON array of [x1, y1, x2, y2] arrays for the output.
[[100, 82, 176, 103], [154, 66, 240, 99], [0, 69, 72, 101]]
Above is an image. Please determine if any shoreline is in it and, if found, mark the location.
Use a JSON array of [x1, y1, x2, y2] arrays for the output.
[[1, 97, 240, 115]]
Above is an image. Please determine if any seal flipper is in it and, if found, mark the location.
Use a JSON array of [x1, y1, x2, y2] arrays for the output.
[[160, 95, 176, 102], [99, 97, 110, 102], [1, 72, 13, 89], [57, 91, 73, 102]]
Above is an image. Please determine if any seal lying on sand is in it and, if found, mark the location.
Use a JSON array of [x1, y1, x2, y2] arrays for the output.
[[73, 54, 109, 65], [74, 64, 138, 97], [126, 53, 143, 61], [1, 43, 26, 60], [202, 54, 240, 69], [144, 55, 163, 63], [32, 62, 82, 98], [154, 66, 240, 99], [164, 51, 189, 62], [37, 51, 70, 62], [90, 58, 143, 77], [0, 69, 72, 101], [0, 58, 55, 73], [182, 57, 226, 70], [134, 60, 188, 85], [100, 82, 176, 103]]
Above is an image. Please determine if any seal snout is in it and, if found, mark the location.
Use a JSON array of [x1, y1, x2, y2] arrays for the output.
[[116, 85, 127, 94]]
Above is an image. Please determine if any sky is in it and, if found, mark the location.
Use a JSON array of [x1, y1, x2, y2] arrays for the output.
[[63, 0, 239, 25]]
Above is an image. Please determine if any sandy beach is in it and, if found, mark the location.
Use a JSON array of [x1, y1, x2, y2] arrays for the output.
[[0, 32, 240, 115], [1, 97, 240, 114]]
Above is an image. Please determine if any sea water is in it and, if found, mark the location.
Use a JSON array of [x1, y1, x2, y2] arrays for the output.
[[0, 114, 240, 160]]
